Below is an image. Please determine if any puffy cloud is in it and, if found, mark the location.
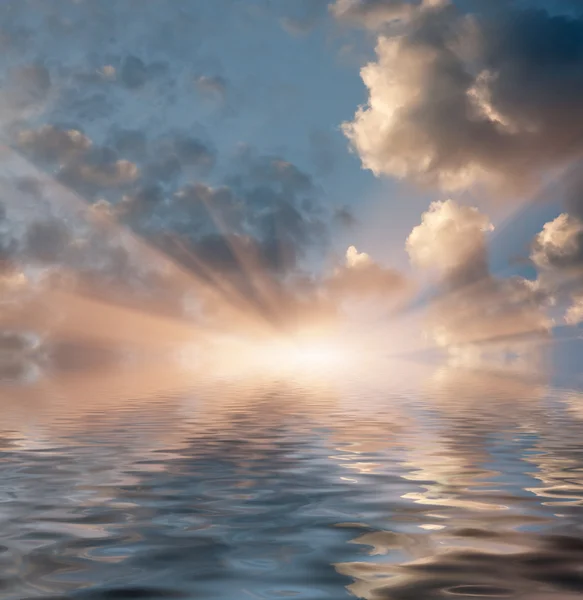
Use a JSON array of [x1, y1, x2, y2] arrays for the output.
[[339, 0, 583, 339], [17, 126, 92, 164], [0, 151, 185, 325], [0, 1, 428, 360], [531, 213, 583, 271], [408, 200, 551, 348], [0, 2, 376, 360], [346, 245, 372, 268], [326, 245, 408, 297], [565, 295, 583, 324], [113, 151, 328, 282], [530, 214, 583, 324], [406, 200, 493, 285], [0, 138, 343, 350], [16, 124, 216, 199], [60, 156, 139, 191], [342, 1, 583, 192]]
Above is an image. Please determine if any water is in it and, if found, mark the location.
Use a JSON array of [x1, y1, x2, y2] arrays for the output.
[[1, 359, 583, 599]]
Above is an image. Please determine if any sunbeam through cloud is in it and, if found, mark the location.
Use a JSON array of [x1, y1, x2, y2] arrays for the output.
[[1, 1, 583, 599]]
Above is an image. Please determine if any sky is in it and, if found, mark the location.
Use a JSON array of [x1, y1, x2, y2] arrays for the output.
[[3, 0, 583, 374]]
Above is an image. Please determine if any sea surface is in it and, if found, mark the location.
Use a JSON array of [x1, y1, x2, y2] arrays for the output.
[[1, 358, 583, 599]]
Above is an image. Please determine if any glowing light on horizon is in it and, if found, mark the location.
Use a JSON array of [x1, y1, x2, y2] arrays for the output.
[[177, 332, 366, 379]]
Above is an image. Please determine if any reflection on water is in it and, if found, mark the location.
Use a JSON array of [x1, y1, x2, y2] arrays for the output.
[[1, 359, 583, 599]]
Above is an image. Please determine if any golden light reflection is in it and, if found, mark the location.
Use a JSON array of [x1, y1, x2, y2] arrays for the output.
[[0, 358, 200, 450]]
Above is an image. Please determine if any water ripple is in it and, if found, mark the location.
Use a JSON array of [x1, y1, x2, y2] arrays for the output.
[[1, 363, 583, 598]]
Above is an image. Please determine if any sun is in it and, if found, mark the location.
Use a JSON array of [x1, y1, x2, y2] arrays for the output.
[[177, 331, 361, 379], [256, 338, 352, 372]]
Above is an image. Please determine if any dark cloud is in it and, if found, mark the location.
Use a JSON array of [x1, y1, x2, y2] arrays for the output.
[[58, 90, 117, 124], [119, 153, 328, 280], [17, 125, 92, 165], [332, 206, 357, 229], [461, 0, 583, 15], [0, 0, 415, 350], [123, 182, 240, 240], [0, 328, 43, 384], [195, 75, 228, 101], [24, 218, 70, 264], [330, 0, 422, 28], [0, 330, 40, 358], [0, 203, 17, 270], [342, 0, 583, 193], [120, 55, 149, 89], [1, 140, 338, 344], [142, 134, 215, 184], [16, 124, 216, 203], [3, 64, 332, 333], [117, 56, 169, 90], [57, 149, 138, 196], [173, 136, 215, 168], [0, 160, 187, 326], [109, 129, 148, 161], [5, 62, 51, 108]]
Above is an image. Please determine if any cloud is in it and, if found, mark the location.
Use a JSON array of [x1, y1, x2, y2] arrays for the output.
[[330, 0, 424, 28], [336, 0, 583, 339], [195, 75, 228, 101], [424, 276, 551, 348], [326, 245, 408, 298], [531, 213, 583, 271], [565, 295, 583, 324], [0, 150, 187, 324], [5, 62, 52, 108], [529, 214, 583, 324], [112, 151, 329, 283], [406, 200, 493, 286], [0, 204, 18, 274], [407, 200, 551, 348], [17, 126, 92, 164], [60, 154, 139, 191], [0, 2, 384, 357], [332, 206, 357, 228], [119, 56, 152, 90], [0, 136, 343, 347], [16, 125, 216, 197], [24, 218, 71, 264], [342, 1, 583, 192], [16, 126, 326, 290]]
